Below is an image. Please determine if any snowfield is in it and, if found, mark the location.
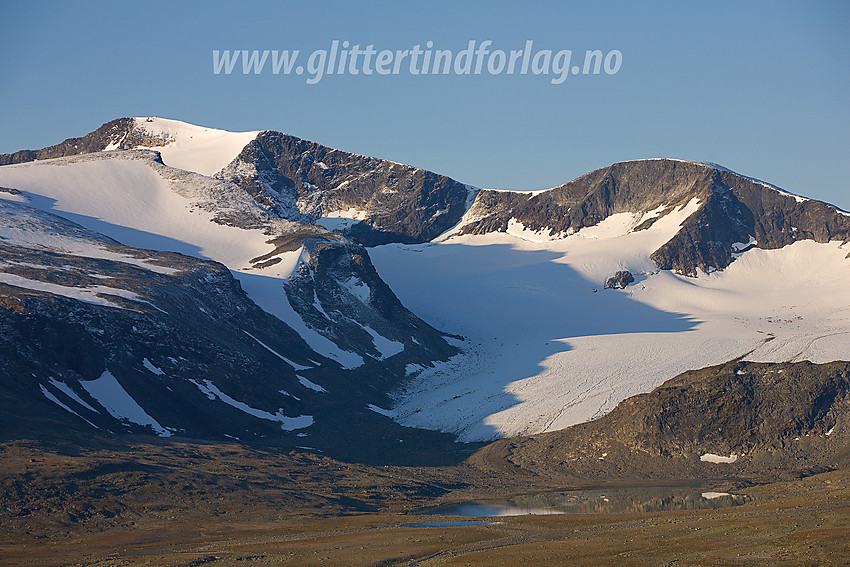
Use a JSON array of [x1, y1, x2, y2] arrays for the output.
[[0, 153, 366, 368], [131, 117, 260, 177], [0, 155, 273, 266], [371, 213, 850, 441]]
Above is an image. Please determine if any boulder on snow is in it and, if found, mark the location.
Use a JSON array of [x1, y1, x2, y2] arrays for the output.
[[606, 270, 635, 289]]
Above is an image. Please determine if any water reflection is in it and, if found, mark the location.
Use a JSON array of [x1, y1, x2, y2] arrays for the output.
[[422, 486, 750, 516]]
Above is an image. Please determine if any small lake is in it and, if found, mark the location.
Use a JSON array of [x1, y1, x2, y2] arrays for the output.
[[419, 486, 750, 517]]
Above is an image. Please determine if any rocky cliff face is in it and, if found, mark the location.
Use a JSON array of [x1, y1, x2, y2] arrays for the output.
[[217, 131, 473, 245], [470, 360, 850, 480], [460, 159, 850, 275], [284, 235, 457, 366]]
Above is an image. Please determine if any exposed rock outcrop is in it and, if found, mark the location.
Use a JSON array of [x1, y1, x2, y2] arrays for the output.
[[0, 118, 135, 165], [470, 360, 850, 480], [606, 270, 635, 289]]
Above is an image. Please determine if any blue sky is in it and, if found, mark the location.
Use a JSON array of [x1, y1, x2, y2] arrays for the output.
[[1, 1, 848, 209]]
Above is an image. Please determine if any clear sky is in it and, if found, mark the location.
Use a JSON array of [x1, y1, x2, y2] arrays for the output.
[[1, 1, 848, 209]]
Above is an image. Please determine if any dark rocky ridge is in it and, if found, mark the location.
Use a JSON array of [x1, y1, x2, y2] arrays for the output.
[[284, 236, 458, 363], [461, 159, 850, 275], [216, 131, 472, 245], [605, 270, 635, 289], [0, 118, 135, 165], [470, 360, 850, 480]]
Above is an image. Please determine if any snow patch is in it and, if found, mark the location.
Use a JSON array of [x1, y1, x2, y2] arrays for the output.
[[367, 404, 396, 417], [362, 325, 405, 359], [39, 385, 100, 429], [189, 379, 313, 431], [297, 375, 327, 393], [314, 217, 362, 231], [340, 276, 371, 303], [142, 358, 164, 375], [315, 207, 369, 231], [243, 330, 311, 370], [324, 207, 368, 220], [434, 185, 482, 240], [731, 236, 758, 256], [700, 453, 738, 464], [0, 272, 152, 310], [48, 378, 98, 412], [701, 492, 731, 500], [80, 370, 170, 436]]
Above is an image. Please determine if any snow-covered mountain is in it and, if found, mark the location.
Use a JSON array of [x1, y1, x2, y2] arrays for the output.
[[0, 122, 461, 460], [457, 158, 850, 275], [0, 117, 473, 245], [0, 117, 258, 177], [1, 117, 848, 454]]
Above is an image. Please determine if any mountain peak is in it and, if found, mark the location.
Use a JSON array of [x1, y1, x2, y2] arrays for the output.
[[458, 157, 850, 275]]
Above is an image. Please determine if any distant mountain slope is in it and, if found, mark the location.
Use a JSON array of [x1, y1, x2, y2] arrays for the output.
[[5, 120, 846, 277], [0, 117, 259, 177], [0, 199, 319, 440], [0, 150, 456, 366], [0, 118, 135, 165]]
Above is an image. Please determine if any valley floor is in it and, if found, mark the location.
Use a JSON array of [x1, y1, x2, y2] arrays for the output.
[[1, 439, 848, 566]]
